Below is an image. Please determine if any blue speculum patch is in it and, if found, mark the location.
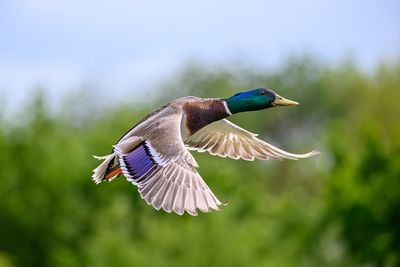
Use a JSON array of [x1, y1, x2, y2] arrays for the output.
[[123, 143, 156, 182]]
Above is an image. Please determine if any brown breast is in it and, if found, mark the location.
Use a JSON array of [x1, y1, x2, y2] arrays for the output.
[[183, 99, 229, 135]]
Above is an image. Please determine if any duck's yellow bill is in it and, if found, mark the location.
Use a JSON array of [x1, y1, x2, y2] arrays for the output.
[[273, 94, 300, 106]]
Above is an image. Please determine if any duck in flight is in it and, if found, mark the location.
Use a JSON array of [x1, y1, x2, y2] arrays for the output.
[[92, 88, 319, 215]]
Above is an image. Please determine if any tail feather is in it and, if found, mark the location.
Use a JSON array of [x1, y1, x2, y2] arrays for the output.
[[92, 153, 119, 184]]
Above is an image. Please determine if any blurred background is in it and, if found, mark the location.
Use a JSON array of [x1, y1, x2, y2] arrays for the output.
[[0, 1, 399, 267]]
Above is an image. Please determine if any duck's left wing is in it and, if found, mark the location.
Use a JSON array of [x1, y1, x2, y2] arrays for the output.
[[184, 119, 319, 161], [113, 114, 223, 216]]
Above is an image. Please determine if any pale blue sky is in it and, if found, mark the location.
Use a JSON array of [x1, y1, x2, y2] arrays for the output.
[[0, 0, 399, 111]]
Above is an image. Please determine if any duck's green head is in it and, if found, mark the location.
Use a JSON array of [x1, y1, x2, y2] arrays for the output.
[[224, 88, 299, 114]]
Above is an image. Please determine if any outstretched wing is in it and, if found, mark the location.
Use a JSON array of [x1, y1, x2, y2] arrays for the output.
[[184, 119, 319, 161], [113, 114, 222, 216]]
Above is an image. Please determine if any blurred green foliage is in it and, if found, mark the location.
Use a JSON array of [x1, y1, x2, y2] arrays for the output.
[[0, 57, 399, 267]]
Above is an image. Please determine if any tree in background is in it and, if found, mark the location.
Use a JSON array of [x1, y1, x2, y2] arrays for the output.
[[0, 57, 399, 267]]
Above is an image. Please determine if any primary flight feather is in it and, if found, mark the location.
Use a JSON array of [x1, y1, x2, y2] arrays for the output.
[[92, 88, 319, 216]]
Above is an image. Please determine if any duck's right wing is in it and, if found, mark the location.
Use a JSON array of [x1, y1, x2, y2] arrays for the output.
[[184, 119, 319, 161]]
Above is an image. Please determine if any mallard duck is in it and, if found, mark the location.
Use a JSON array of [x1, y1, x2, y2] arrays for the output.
[[92, 88, 319, 215]]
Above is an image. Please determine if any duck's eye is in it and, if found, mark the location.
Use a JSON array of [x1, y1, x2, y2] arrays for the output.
[[258, 91, 267, 95]]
